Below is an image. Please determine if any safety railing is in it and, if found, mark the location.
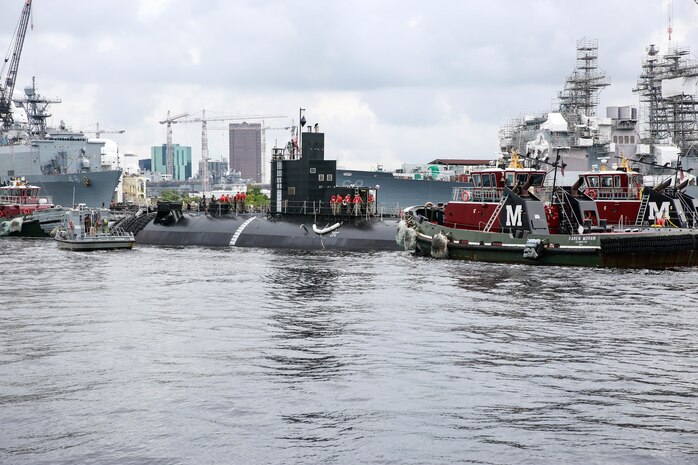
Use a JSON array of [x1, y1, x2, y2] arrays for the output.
[[583, 186, 641, 200]]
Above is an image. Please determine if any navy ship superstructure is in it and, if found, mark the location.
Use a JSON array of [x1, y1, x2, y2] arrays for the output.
[[122, 125, 401, 250]]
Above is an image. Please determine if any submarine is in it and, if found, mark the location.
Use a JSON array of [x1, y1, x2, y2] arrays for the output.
[[118, 124, 402, 251]]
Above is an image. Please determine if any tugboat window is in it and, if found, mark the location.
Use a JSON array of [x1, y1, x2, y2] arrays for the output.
[[601, 176, 613, 188], [472, 174, 481, 187], [327, 174, 333, 181], [310, 168, 316, 174], [318, 174, 325, 181], [588, 176, 599, 187], [482, 174, 491, 187], [530, 173, 545, 186]]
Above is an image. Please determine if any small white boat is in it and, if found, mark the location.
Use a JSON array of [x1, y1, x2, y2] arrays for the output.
[[54, 206, 135, 251]]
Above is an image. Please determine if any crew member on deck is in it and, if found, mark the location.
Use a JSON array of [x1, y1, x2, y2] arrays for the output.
[[353, 193, 362, 215], [344, 194, 352, 214], [330, 195, 337, 215]]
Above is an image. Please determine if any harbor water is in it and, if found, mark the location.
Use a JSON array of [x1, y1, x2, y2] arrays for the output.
[[1, 239, 697, 465]]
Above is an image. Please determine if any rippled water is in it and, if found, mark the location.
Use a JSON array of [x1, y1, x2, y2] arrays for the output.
[[1, 238, 697, 464]]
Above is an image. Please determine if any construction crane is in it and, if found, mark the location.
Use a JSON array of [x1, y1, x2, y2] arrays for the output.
[[82, 122, 125, 138], [208, 124, 294, 184], [168, 110, 286, 194], [159, 110, 189, 177], [0, 0, 33, 130]]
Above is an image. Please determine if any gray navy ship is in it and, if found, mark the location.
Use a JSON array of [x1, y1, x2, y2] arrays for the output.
[[0, 0, 121, 208]]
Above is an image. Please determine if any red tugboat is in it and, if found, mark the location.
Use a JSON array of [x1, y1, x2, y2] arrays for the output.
[[0, 178, 54, 219], [0, 178, 69, 237], [399, 156, 698, 268], [561, 158, 698, 231]]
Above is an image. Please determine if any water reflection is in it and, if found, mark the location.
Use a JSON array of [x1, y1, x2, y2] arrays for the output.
[[259, 252, 357, 385]]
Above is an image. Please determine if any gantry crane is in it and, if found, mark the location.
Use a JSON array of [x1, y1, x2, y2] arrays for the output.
[[159, 111, 189, 177], [166, 110, 286, 193], [0, 0, 33, 130]]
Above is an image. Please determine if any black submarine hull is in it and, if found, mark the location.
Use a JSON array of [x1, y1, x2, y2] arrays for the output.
[[133, 213, 402, 251]]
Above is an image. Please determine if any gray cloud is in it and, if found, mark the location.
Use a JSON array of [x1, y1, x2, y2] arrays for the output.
[[2, 0, 696, 172]]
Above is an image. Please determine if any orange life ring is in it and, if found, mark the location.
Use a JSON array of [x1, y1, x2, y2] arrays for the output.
[[587, 189, 597, 200], [22, 208, 31, 214], [461, 190, 471, 202]]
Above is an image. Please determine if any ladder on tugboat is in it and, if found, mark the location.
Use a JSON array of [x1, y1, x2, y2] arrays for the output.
[[483, 195, 508, 232], [634, 191, 650, 226]]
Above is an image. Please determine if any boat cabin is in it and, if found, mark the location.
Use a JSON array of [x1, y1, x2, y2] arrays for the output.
[[0, 179, 45, 204], [453, 168, 547, 202], [576, 168, 643, 200], [0, 178, 52, 219]]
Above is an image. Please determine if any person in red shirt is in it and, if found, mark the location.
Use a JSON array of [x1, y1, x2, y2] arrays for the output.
[[353, 194, 362, 215]]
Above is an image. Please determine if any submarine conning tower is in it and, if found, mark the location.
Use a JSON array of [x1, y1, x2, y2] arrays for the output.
[[270, 125, 377, 217]]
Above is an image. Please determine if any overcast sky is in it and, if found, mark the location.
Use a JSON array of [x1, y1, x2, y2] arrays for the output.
[[2, 0, 698, 173]]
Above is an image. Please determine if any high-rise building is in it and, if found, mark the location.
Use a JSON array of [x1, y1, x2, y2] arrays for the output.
[[229, 122, 262, 182], [198, 158, 229, 185], [151, 144, 192, 181], [138, 158, 152, 172]]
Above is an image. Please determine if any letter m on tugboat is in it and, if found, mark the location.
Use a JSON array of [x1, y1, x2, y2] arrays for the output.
[[505, 204, 523, 227], [648, 201, 671, 220]]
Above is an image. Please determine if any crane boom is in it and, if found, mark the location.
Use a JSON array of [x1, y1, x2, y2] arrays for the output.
[[1, 0, 32, 130], [163, 110, 287, 190]]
